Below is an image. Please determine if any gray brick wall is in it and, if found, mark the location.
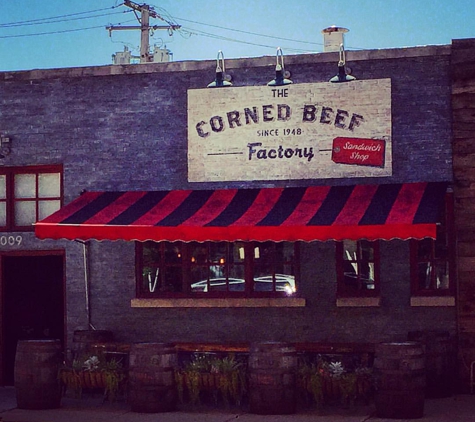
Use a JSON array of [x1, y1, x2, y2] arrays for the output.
[[0, 45, 455, 348]]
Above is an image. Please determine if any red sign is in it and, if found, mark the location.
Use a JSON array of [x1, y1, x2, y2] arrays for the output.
[[332, 137, 385, 167]]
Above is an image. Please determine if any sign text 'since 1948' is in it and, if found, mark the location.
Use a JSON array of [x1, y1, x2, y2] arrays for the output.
[[187, 79, 392, 182]]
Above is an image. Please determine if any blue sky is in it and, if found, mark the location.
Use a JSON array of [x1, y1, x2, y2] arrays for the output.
[[0, 0, 474, 71]]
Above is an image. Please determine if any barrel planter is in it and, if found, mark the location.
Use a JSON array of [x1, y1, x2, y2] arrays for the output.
[[128, 342, 178, 413], [408, 330, 454, 398], [72, 329, 114, 358], [14, 339, 62, 409], [374, 342, 425, 419], [248, 342, 297, 415]]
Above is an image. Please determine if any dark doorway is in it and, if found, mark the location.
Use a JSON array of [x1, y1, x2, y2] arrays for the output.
[[2, 253, 64, 385]]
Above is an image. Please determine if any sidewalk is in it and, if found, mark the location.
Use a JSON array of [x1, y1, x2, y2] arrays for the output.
[[0, 387, 474, 422]]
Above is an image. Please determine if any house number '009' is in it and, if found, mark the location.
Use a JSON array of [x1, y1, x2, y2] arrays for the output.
[[0, 236, 22, 246]]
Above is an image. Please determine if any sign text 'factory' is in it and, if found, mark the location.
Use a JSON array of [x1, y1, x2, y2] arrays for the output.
[[187, 79, 392, 182]]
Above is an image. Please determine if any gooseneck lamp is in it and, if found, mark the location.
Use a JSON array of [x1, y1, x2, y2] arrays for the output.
[[267, 47, 292, 86], [207, 50, 232, 88], [330, 43, 356, 83]]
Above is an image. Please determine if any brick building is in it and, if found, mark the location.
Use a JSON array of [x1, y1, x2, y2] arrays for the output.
[[0, 37, 473, 389]]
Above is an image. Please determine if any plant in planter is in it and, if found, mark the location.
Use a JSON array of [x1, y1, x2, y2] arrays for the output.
[[212, 355, 246, 406], [59, 352, 127, 402], [298, 361, 324, 406], [297, 357, 374, 407], [175, 353, 247, 407]]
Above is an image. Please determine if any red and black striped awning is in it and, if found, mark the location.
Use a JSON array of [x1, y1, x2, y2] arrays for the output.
[[35, 182, 447, 242]]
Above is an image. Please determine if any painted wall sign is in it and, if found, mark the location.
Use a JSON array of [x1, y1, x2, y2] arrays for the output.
[[332, 137, 386, 167], [187, 79, 392, 182]]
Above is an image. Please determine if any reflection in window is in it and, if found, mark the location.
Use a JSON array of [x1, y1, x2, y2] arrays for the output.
[[189, 242, 245, 293], [137, 241, 298, 298], [415, 238, 449, 291], [253, 242, 296, 295], [141, 242, 184, 293], [411, 192, 454, 296], [336, 240, 379, 297]]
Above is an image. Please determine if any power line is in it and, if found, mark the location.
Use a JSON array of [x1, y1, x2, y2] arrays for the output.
[[173, 16, 366, 51], [0, 6, 122, 27], [0, 19, 137, 39], [0, 10, 130, 28], [0, 3, 364, 52], [174, 16, 324, 48], [178, 27, 311, 53], [0, 4, 320, 51]]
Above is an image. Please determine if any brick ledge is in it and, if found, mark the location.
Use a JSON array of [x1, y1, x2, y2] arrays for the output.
[[410, 296, 455, 307], [336, 297, 380, 307], [131, 297, 306, 308]]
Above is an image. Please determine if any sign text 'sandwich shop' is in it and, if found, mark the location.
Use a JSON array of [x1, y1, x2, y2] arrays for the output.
[[188, 79, 392, 182]]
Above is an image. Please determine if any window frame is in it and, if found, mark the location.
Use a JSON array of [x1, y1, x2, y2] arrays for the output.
[[410, 191, 455, 297], [0, 165, 63, 232], [135, 240, 300, 299], [336, 240, 380, 298]]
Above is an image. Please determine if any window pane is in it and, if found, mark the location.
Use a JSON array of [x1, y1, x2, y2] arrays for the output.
[[191, 266, 211, 292], [162, 243, 183, 292], [209, 242, 226, 278], [39, 200, 60, 220], [229, 243, 245, 287], [0, 175, 6, 199], [417, 261, 450, 291], [142, 242, 161, 293], [0, 202, 6, 225], [341, 240, 376, 293], [139, 241, 298, 297], [417, 239, 433, 260], [162, 266, 183, 292], [253, 242, 296, 294], [38, 173, 60, 198], [190, 243, 207, 265], [141, 242, 184, 293], [434, 261, 450, 289], [14, 174, 36, 199], [254, 242, 274, 278], [15, 201, 36, 226]]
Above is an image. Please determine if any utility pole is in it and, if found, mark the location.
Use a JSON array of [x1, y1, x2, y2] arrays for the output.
[[107, 1, 181, 63]]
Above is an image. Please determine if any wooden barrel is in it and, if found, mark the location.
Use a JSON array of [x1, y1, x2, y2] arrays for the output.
[[128, 343, 177, 413], [408, 330, 454, 398], [14, 339, 62, 409], [374, 342, 425, 419], [248, 342, 297, 415], [72, 329, 114, 358]]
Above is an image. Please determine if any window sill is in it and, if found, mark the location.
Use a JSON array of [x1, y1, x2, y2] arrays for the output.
[[336, 297, 380, 307], [410, 296, 455, 307], [131, 297, 306, 308]]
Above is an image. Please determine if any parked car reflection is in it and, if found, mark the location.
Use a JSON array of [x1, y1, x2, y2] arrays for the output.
[[343, 272, 375, 290], [191, 274, 296, 295]]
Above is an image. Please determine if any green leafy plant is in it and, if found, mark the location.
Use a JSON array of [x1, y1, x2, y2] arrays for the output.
[[297, 357, 374, 407], [59, 353, 127, 402], [175, 353, 247, 407]]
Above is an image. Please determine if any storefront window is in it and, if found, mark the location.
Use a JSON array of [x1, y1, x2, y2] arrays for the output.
[[410, 192, 454, 296], [137, 241, 298, 298], [336, 240, 380, 297]]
